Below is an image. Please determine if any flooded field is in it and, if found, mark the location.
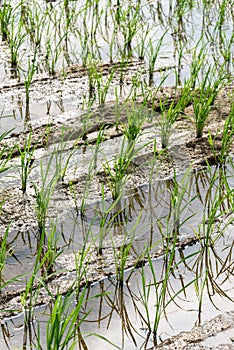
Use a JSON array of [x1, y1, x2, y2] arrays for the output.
[[0, 0, 233, 349]]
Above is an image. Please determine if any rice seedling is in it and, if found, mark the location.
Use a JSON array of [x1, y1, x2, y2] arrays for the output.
[[69, 144, 97, 220], [0, 225, 12, 292], [19, 225, 55, 328], [17, 133, 35, 194], [95, 68, 116, 105], [193, 187, 233, 325], [156, 168, 196, 250], [45, 36, 64, 76], [46, 288, 88, 350], [0, 129, 14, 174], [96, 186, 110, 256], [188, 44, 207, 89], [7, 13, 27, 71], [167, 168, 196, 238], [114, 87, 124, 131], [139, 245, 195, 346], [43, 221, 62, 276], [135, 22, 150, 61], [68, 180, 80, 216], [33, 153, 58, 239], [74, 240, 93, 296], [93, 127, 105, 171], [126, 69, 145, 102], [20, 0, 45, 50], [103, 137, 133, 201], [89, 2, 104, 48], [208, 100, 234, 164], [54, 132, 78, 183], [146, 33, 166, 86], [86, 55, 97, 104], [46, 280, 115, 350], [42, 122, 53, 149], [204, 0, 234, 73], [20, 288, 36, 329], [20, 2, 34, 43], [119, 2, 141, 58], [189, 62, 227, 138], [46, 286, 120, 350], [103, 131, 151, 201], [173, 33, 187, 86], [140, 73, 166, 108], [75, 24, 90, 68], [79, 108, 92, 141], [61, 12, 73, 64], [214, 0, 233, 69], [123, 103, 146, 157], [85, 51, 116, 105], [80, 158, 96, 219], [94, 185, 122, 256], [100, 17, 119, 64], [24, 50, 37, 116], [62, 0, 72, 36], [112, 212, 141, 284], [0, 0, 12, 42], [192, 92, 213, 139], [191, 158, 234, 322], [158, 98, 180, 149], [158, 89, 189, 149]]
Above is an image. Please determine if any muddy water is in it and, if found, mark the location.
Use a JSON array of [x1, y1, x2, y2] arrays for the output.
[[1, 158, 233, 349], [0, 0, 233, 348], [2, 157, 233, 290], [0, 0, 233, 133], [1, 223, 233, 349], [77, 237, 234, 349]]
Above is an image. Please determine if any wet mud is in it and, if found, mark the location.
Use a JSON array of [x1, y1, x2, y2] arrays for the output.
[[0, 73, 233, 348]]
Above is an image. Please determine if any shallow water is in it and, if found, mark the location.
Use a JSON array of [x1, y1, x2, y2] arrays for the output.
[[77, 239, 233, 349], [0, 0, 233, 348], [3, 157, 234, 290], [0, 0, 233, 132], [1, 225, 233, 349]]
